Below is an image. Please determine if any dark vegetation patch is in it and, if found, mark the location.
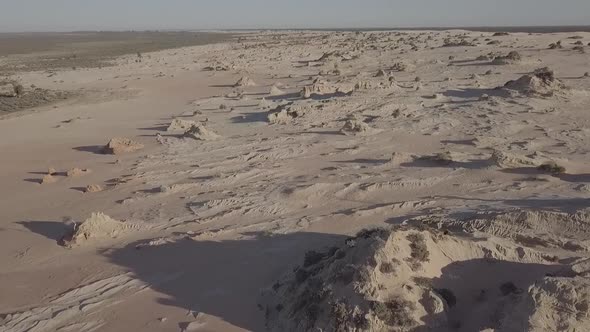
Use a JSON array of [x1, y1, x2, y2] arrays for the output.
[[0, 31, 234, 73], [0, 83, 71, 114], [371, 298, 416, 328]]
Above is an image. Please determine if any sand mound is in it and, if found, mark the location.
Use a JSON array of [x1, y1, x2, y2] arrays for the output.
[[66, 168, 91, 177], [167, 118, 199, 132], [391, 62, 415, 72], [41, 174, 57, 184], [269, 85, 285, 96], [389, 152, 414, 165], [102, 137, 144, 155], [0, 82, 19, 97], [489, 150, 539, 168], [354, 80, 391, 91], [301, 83, 337, 99], [503, 67, 569, 97], [340, 119, 379, 136], [301, 82, 352, 99], [375, 69, 388, 77], [234, 76, 257, 87], [85, 184, 103, 193], [267, 104, 308, 125], [59, 212, 138, 247], [267, 110, 292, 125], [492, 51, 522, 65], [183, 124, 221, 141], [262, 210, 590, 332]]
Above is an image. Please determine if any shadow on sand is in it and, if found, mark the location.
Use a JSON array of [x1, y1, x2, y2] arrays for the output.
[[421, 258, 563, 331], [17, 220, 70, 242], [230, 111, 271, 123], [17, 212, 579, 331], [103, 231, 347, 330], [400, 158, 490, 170], [442, 87, 507, 100], [437, 195, 590, 213], [72, 145, 106, 155], [501, 168, 590, 183]]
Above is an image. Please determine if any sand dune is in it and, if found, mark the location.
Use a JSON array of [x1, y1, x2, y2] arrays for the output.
[[263, 211, 590, 332]]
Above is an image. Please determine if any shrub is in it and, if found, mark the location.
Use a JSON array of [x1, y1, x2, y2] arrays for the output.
[[371, 298, 416, 328], [407, 233, 429, 263], [538, 162, 566, 174], [13, 83, 24, 96], [573, 46, 585, 53], [379, 262, 395, 274]]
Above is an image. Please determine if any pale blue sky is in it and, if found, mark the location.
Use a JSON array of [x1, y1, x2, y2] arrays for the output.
[[1, 0, 589, 32]]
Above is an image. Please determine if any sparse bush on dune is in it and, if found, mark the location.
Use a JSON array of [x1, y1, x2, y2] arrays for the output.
[[371, 298, 417, 329], [537, 162, 566, 175], [406, 233, 429, 270], [442, 38, 476, 47], [573, 46, 585, 53], [503, 67, 569, 97], [183, 123, 221, 141], [492, 51, 522, 65], [13, 83, 24, 96], [1, 81, 24, 98], [549, 41, 563, 49], [262, 209, 590, 332]]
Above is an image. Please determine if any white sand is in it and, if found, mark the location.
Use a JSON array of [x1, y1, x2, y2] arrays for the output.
[[1, 30, 590, 331]]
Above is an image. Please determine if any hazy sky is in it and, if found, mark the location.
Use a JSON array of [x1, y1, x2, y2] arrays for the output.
[[1, 0, 589, 32]]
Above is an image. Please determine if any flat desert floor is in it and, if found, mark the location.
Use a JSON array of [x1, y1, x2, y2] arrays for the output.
[[1, 30, 590, 332]]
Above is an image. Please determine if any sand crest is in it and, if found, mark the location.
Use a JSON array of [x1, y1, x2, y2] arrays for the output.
[[59, 212, 140, 247], [183, 124, 221, 141], [263, 211, 590, 332], [102, 137, 144, 155]]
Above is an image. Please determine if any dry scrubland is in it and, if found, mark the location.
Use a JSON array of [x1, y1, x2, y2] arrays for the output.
[[1, 29, 590, 332]]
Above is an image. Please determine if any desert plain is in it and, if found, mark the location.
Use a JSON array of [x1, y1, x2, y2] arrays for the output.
[[1, 29, 590, 332]]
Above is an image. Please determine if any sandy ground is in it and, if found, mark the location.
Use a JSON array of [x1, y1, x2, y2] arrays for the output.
[[1, 30, 590, 332]]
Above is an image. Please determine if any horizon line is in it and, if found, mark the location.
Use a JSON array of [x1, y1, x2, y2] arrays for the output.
[[2, 24, 590, 34]]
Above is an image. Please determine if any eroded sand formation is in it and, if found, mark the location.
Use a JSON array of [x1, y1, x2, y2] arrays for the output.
[[263, 210, 590, 332]]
